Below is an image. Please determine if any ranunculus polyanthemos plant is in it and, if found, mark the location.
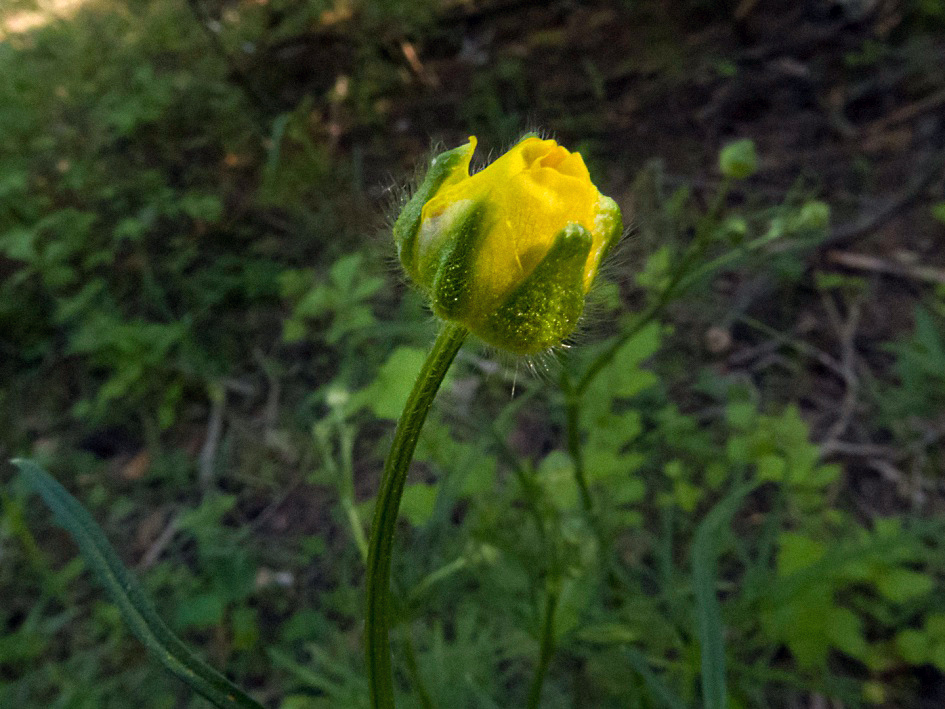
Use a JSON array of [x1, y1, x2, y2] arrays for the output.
[[366, 134, 622, 708], [12, 134, 622, 709], [16, 130, 835, 709]]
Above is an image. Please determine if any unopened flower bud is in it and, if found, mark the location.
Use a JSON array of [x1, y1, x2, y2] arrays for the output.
[[394, 135, 622, 354]]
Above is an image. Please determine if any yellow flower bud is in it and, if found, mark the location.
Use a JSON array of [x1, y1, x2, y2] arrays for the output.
[[394, 135, 622, 354]]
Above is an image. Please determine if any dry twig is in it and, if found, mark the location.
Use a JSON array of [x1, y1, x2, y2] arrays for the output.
[[138, 513, 179, 571], [824, 147, 945, 248], [826, 250, 945, 285], [818, 288, 865, 450], [198, 391, 226, 491]]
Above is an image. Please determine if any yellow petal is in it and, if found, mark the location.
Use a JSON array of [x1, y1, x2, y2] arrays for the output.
[[409, 134, 619, 351], [422, 137, 600, 309]]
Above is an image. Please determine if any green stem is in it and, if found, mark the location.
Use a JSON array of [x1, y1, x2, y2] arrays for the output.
[[488, 421, 547, 538], [399, 623, 435, 709], [344, 497, 370, 563], [365, 323, 468, 709], [562, 376, 610, 581], [563, 380, 593, 513], [576, 179, 732, 396], [14, 460, 264, 709], [575, 296, 666, 396], [407, 556, 469, 604], [526, 581, 560, 709], [574, 248, 697, 398], [338, 414, 370, 564]]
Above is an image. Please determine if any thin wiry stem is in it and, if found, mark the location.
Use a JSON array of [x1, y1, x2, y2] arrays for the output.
[[526, 581, 560, 709]]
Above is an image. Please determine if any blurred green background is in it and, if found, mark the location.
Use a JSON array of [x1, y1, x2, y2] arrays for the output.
[[2, 0, 944, 707]]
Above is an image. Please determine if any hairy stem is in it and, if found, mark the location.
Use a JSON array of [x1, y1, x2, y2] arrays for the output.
[[365, 323, 468, 709]]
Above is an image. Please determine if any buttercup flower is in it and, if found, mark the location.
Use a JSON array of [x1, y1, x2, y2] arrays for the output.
[[394, 135, 622, 354]]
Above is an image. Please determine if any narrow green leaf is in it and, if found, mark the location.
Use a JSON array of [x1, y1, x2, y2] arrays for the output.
[[13, 459, 264, 709], [691, 482, 757, 709], [623, 648, 688, 709]]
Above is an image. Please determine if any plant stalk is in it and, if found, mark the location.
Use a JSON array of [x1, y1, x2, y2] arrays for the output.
[[365, 322, 468, 709], [576, 179, 732, 396], [564, 384, 593, 513], [526, 581, 560, 709]]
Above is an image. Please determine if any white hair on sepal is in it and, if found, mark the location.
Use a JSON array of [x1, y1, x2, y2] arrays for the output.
[[448, 223, 635, 398], [456, 333, 563, 400], [547, 211, 635, 351], [384, 135, 469, 227], [379, 138, 463, 297], [520, 115, 552, 143], [524, 343, 565, 382], [369, 173, 406, 284]]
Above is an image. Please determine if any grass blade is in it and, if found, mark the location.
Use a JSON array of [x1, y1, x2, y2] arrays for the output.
[[622, 648, 687, 709], [13, 459, 264, 709], [691, 482, 757, 709]]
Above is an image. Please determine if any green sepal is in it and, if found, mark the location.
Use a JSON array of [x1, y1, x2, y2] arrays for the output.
[[429, 201, 488, 320], [480, 223, 593, 354], [394, 142, 474, 280], [594, 195, 624, 268]]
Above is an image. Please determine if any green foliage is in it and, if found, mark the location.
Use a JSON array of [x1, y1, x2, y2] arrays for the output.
[[0, 0, 355, 431], [896, 614, 945, 671], [883, 306, 945, 420], [280, 253, 385, 346], [3, 1, 943, 708], [760, 520, 936, 672], [14, 460, 264, 709]]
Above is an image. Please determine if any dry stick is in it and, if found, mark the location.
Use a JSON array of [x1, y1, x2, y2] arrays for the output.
[[864, 87, 945, 135], [199, 391, 226, 490], [727, 146, 945, 335], [819, 441, 896, 458], [819, 289, 865, 451], [138, 512, 179, 571], [248, 476, 304, 532], [826, 250, 945, 285], [733, 316, 849, 382], [823, 147, 945, 249]]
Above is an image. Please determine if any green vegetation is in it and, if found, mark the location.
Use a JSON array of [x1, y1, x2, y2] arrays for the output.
[[2, 1, 944, 708]]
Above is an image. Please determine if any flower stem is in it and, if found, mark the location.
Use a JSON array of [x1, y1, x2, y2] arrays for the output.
[[563, 384, 592, 513], [575, 178, 731, 397], [526, 581, 560, 709], [365, 323, 468, 709]]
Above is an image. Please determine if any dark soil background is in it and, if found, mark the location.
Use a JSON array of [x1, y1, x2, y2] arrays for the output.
[[248, 0, 945, 504]]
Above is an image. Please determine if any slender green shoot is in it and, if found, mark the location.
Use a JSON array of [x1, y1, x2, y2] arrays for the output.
[[364, 323, 468, 709], [13, 459, 264, 709], [526, 581, 560, 709], [692, 482, 757, 709]]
